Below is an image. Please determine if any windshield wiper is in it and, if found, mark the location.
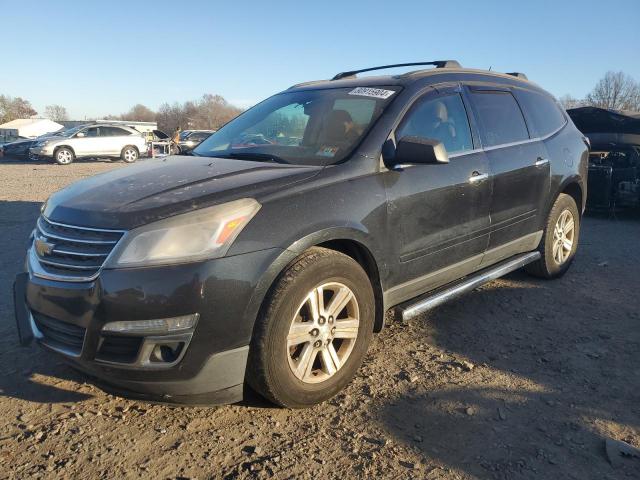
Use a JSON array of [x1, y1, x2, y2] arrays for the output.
[[224, 152, 288, 164]]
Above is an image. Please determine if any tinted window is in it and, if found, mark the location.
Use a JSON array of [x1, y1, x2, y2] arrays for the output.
[[189, 132, 211, 141], [396, 94, 473, 154], [514, 89, 566, 137], [470, 91, 529, 147], [83, 127, 99, 137], [101, 127, 131, 136]]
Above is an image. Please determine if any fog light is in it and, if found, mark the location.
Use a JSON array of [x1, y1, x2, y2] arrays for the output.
[[102, 314, 198, 335], [151, 342, 184, 363]]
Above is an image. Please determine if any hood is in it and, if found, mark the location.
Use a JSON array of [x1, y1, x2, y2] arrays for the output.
[[5, 138, 36, 146], [44, 155, 323, 229], [568, 107, 640, 135]]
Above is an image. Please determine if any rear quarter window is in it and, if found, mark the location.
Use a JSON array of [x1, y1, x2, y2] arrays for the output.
[[469, 91, 529, 147], [514, 89, 566, 138]]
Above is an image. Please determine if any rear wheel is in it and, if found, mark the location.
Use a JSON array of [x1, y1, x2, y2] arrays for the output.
[[121, 146, 139, 163], [526, 193, 580, 278], [247, 247, 374, 408], [54, 147, 74, 165]]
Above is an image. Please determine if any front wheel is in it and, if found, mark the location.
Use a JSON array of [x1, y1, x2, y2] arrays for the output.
[[526, 193, 580, 278], [54, 147, 74, 165], [247, 247, 374, 408], [121, 146, 139, 163]]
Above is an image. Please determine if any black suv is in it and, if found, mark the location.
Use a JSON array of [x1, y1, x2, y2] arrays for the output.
[[14, 61, 589, 408]]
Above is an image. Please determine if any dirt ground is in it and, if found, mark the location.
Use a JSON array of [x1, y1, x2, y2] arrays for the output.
[[0, 158, 639, 480]]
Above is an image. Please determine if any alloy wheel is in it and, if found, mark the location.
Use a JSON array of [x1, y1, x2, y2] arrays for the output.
[[57, 150, 72, 164], [286, 282, 359, 384], [124, 148, 138, 162], [552, 209, 575, 265]]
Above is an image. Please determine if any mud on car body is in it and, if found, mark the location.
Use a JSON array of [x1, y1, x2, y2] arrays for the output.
[[14, 61, 589, 407]]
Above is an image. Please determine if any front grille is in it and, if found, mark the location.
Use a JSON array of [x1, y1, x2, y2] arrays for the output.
[[97, 335, 143, 363], [32, 312, 86, 355], [33, 216, 125, 281]]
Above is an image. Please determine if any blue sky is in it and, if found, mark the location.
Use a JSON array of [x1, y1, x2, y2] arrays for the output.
[[2, 0, 638, 119]]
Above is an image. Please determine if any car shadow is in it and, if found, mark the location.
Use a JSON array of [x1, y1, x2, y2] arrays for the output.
[[0, 199, 93, 403], [369, 215, 640, 478]]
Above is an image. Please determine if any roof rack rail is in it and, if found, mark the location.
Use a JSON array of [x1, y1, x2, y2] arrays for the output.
[[332, 60, 462, 80], [505, 72, 528, 80]]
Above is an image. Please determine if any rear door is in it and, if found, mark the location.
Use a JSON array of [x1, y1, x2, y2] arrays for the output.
[[101, 126, 133, 155], [466, 86, 550, 258], [384, 85, 492, 304]]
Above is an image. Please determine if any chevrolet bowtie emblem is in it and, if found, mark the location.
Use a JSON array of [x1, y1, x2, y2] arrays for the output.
[[35, 237, 55, 256]]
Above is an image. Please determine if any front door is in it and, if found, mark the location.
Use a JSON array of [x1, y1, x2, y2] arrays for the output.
[[384, 86, 492, 305], [73, 126, 102, 156]]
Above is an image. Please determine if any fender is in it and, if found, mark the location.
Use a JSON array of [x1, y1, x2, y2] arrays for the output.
[[547, 174, 586, 219], [241, 224, 388, 342]]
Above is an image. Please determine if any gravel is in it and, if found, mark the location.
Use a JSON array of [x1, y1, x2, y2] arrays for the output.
[[0, 157, 639, 479]]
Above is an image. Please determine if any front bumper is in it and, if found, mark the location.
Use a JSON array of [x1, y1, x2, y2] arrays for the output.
[[14, 247, 295, 404], [30, 145, 53, 156]]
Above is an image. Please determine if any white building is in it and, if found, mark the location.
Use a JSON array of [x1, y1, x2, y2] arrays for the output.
[[0, 118, 64, 141]]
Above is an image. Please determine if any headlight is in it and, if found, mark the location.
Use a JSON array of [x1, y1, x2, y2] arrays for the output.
[[105, 198, 261, 268]]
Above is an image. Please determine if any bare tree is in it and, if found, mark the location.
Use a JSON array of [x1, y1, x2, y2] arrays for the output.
[[192, 94, 243, 130], [109, 95, 244, 133], [585, 71, 640, 111], [122, 104, 155, 122], [558, 94, 586, 110], [0, 95, 37, 123], [154, 94, 243, 132], [44, 104, 69, 122], [156, 102, 186, 133]]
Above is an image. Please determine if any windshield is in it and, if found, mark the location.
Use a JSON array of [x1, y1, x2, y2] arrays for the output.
[[193, 86, 400, 165]]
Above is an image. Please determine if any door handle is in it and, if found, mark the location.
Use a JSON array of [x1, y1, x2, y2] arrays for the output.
[[469, 172, 489, 184], [535, 157, 549, 167]]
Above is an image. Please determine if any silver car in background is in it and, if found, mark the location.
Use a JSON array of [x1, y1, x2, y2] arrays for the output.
[[30, 124, 148, 165]]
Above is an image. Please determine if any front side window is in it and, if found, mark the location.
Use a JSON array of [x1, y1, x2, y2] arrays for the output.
[[83, 127, 99, 138], [470, 91, 529, 147], [194, 86, 400, 166], [514, 89, 566, 138], [396, 93, 473, 154]]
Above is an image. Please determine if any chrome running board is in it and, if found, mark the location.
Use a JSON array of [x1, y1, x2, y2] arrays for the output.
[[397, 251, 541, 321]]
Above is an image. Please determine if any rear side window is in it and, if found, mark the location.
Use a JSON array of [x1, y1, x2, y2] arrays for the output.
[[514, 89, 566, 137], [396, 94, 473, 154], [470, 91, 529, 147], [102, 127, 132, 136]]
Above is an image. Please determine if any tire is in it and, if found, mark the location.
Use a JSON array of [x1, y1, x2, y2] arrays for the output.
[[54, 147, 74, 165], [526, 193, 580, 279], [121, 146, 139, 163], [247, 247, 375, 408]]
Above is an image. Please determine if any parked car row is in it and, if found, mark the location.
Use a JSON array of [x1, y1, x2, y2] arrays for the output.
[[25, 124, 148, 164], [177, 130, 215, 153], [1, 124, 216, 165]]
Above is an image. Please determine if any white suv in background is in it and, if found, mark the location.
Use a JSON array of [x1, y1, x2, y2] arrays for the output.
[[30, 124, 148, 165]]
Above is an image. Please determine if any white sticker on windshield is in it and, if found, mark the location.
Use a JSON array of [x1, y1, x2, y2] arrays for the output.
[[348, 87, 395, 99]]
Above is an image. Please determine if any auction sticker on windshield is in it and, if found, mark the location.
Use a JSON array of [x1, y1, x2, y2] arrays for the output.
[[348, 87, 395, 99]]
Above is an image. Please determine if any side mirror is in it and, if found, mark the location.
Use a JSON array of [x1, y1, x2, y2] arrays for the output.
[[76, 132, 86, 138], [395, 136, 449, 166]]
